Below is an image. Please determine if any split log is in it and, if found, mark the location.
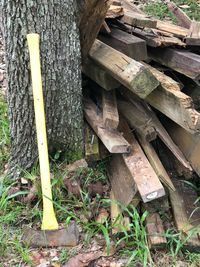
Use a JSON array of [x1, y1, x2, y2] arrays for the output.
[[137, 135, 175, 191], [83, 59, 120, 91], [117, 99, 157, 142], [108, 154, 138, 206], [83, 98, 130, 153], [102, 89, 119, 129], [144, 63, 200, 134], [89, 40, 159, 99], [169, 179, 200, 251], [78, 0, 109, 60], [148, 47, 200, 82], [119, 119, 165, 203], [167, 121, 200, 177], [99, 28, 147, 61]]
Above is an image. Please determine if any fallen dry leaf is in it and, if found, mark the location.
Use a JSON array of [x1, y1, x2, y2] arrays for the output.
[[96, 208, 109, 224], [63, 251, 103, 267]]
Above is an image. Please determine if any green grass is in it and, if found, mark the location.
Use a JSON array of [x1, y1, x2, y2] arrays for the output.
[[144, 0, 200, 22]]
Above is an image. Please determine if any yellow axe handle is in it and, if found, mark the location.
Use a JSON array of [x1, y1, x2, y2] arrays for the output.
[[27, 33, 58, 230]]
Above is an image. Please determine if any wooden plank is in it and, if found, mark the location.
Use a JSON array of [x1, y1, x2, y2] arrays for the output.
[[99, 28, 148, 61], [83, 98, 130, 153], [144, 63, 200, 134], [167, 121, 200, 177], [156, 20, 189, 38], [121, 9, 157, 29], [146, 213, 167, 249], [119, 89, 192, 171], [137, 134, 176, 191], [78, 0, 109, 60], [119, 119, 165, 203], [100, 21, 111, 34], [108, 154, 138, 206], [110, 191, 131, 234], [148, 47, 200, 82], [89, 39, 159, 99], [82, 59, 120, 91], [126, 26, 185, 47], [169, 179, 200, 251], [84, 123, 100, 162], [186, 21, 200, 46], [164, 0, 191, 29], [117, 99, 157, 142], [102, 89, 119, 129]]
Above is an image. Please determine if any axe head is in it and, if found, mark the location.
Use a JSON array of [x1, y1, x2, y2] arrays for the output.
[[22, 221, 79, 247]]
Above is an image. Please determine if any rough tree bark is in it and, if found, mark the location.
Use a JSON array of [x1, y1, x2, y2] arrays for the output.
[[2, 1, 83, 178]]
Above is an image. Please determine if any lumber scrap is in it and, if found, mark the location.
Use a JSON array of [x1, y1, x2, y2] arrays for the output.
[[186, 21, 200, 46], [83, 98, 130, 153], [119, 119, 165, 203], [127, 27, 185, 47], [84, 123, 100, 162], [106, 1, 124, 18], [110, 191, 131, 234], [148, 47, 200, 82], [78, 0, 109, 60], [101, 21, 111, 34], [119, 89, 192, 171], [156, 20, 189, 38], [137, 135, 175, 191], [146, 213, 167, 249], [99, 28, 148, 61], [108, 154, 138, 206], [121, 9, 157, 29], [169, 179, 200, 251], [117, 99, 157, 142], [144, 103, 192, 171], [82, 59, 120, 91], [144, 63, 200, 134], [121, 0, 144, 14], [102, 89, 119, 129], [164, 0, 191, 29], [89, 40, 159, 99], [167, 121, 200, 177], [142, 198, 168, 249]]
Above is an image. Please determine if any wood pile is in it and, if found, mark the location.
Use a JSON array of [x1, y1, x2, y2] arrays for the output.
[[81, 0, 200, 250]]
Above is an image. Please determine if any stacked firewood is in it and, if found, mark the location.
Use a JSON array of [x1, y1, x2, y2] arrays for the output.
[[81, 0, 200, 250]]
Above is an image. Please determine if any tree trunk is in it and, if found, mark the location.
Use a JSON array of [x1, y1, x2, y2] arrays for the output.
[[2, 0, 83, 178]]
